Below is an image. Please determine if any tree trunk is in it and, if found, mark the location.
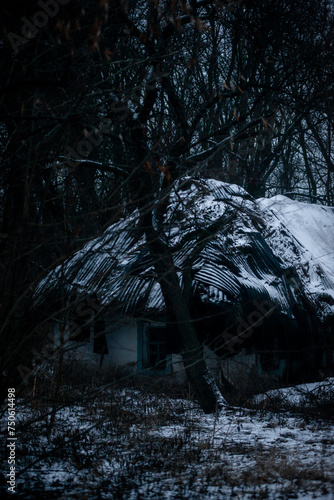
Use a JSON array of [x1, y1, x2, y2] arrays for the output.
[[128, 87, 226, 413], [137, 195, 226, 413]]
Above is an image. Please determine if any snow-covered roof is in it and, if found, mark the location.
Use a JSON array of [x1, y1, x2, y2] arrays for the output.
[[35, 178, 334, 323], [257, 195, 334, 320]]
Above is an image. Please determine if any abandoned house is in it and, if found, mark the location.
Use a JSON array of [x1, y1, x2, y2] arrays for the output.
[[33, 178, 334, 385]]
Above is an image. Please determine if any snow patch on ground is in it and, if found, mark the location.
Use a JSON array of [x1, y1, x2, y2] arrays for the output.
[[253, 378, 334, 406], [1, 384, 333, 499]]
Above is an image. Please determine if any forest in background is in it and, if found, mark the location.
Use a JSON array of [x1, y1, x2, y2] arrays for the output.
[[0, 0, 333, 411]]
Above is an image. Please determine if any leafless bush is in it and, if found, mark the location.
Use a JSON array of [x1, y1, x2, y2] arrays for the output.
[[250, 379, 334, 420]]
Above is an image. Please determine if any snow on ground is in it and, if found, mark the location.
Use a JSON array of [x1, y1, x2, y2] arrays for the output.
[[254, 378, 334, 407], [1, 381, 333, 499]]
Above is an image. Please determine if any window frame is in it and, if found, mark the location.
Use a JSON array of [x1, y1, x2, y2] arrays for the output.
[[137, 320, 172, 375]]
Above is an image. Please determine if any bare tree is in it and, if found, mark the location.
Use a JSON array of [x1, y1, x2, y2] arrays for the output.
[[0, 0, 333, 410]]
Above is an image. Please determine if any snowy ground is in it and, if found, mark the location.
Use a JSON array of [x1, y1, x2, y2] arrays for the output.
[[1, 380, 334, 499]]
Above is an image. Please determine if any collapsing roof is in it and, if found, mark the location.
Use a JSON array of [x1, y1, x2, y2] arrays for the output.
[[257, 195, 334, 323], [35, 177, 334, 327]]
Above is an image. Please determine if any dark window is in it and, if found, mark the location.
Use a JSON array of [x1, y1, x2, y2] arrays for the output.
[[93, 317, 108, 355], [144, 325, 167, 370], [71, 317, 91, 342]]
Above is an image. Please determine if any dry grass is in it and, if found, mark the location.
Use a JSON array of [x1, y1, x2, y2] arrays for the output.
[[2, 364, 333, 499]]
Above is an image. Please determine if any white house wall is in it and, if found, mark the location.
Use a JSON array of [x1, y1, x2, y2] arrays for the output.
[[53, 320, 138, 373], [53, 321, 256, 387]]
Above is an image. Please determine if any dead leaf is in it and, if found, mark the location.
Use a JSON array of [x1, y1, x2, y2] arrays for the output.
[[56, 20, 64, 32], [89, 19, 101, 51], [139, 32, 147, 43], [64, 22, 71, 39], [159, 165, 171, 184], [144, 161, 155, 175], [195, 17, 210, 32], [104, 48, 113, 61], [188, 57, 198, 69], [261, 117, 268, 128]]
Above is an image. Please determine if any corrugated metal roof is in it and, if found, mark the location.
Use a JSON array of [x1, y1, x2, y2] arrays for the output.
[[35, 178, 327, 320]]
